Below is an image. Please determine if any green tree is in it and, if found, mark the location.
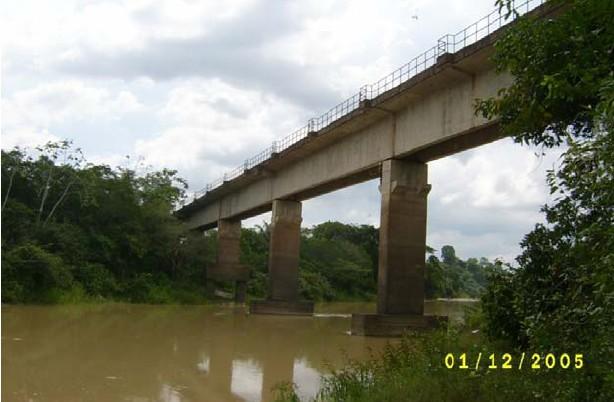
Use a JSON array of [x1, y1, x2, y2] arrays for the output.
[[1, 142, 208, 304], [441, 245, 457, 265], [477, 0, 613, 398]]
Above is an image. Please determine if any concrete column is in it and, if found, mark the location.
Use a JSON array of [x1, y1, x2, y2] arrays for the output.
[[352, 159, 446, 335], [250, 199, 313, 315], [208, 219, 249, 302], [377, 159, 429, 315], [268, 199, 302, 301]]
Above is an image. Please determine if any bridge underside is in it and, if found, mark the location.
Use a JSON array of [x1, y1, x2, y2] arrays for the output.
[[178, 35, 511, 232], [177, 3, 557, 336]]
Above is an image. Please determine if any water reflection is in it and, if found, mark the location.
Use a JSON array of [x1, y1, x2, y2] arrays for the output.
[[231, 359, 262, 401], [2, 301, 473, 402]]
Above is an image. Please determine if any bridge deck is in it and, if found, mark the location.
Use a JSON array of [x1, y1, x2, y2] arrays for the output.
[[178, 1, 559, 230]]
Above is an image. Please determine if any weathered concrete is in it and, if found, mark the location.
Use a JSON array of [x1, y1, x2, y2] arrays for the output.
[[350, 159, 446, 336], [377, 159, 429, 315], [269, 200, 302, 301], [250, 199, 314, 315], [250, 300, 314, 316], [180, 45, 510, 231], [208, 219, 248, 301]]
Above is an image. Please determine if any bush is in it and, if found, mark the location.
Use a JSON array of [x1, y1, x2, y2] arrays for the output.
[[73, 263, 119, 297], [299, 270, 335, 301], [480, 267, 524, 344], [1, 243, 73, 303]]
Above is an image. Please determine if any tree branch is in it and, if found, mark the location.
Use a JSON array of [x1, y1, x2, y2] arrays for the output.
[[2, 168, 17, 210], [43, 176, 77, 227]]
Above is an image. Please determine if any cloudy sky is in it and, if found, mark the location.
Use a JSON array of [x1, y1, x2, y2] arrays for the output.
[[1, 0, 560, 262]]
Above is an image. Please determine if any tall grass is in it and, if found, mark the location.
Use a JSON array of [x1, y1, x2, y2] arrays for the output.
[[275, 328, 607, 402]]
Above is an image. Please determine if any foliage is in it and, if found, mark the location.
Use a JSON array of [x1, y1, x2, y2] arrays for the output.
[[1, 141, 209, 304], [1, 243, 73, 303], [273, 382, 302, 402], [476, 0, 614, 397], [476, 0, 614, 148], [480, 266, 522, 342], [425, 247, 495, 299], [275, 328, 610, 402]]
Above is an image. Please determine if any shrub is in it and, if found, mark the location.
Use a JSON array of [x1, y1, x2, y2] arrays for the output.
[[73, 263, 118, 297], [1, 243, 73, 303], [480, 267, 524, 345]]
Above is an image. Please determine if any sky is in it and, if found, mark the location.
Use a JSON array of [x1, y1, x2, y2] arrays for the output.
[[1, 0, 561, 262]]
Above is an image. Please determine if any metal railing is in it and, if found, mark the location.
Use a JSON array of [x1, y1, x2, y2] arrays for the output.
[[185, 0, 543, 205]]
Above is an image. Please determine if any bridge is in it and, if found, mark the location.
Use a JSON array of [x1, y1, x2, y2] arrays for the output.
[[177, 0, 557, 336]]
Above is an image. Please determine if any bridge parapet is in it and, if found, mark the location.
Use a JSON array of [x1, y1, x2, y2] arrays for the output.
[[180, 0, 546, 209]]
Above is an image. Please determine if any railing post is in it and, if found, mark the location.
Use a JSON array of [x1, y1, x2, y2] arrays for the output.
[[437, 36, 448, 56], [359, 85, 369, 102], [487, 13, 490, 36]]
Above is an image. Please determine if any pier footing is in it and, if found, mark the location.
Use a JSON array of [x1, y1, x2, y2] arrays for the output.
[[250, 300, 314, 316], [351, 314, 447, 336]]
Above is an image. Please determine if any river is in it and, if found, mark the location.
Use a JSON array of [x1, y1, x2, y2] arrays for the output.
[[2, 300, 476, 402]]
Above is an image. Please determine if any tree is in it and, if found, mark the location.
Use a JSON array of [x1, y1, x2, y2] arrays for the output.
[[476, 0, 614, 148], [1, 143, 208, 304], [441, 245, 457, 265], [477, 0, 613, 397]]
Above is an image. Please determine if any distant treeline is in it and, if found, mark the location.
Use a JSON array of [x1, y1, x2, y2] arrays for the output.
[[243, 221, 496, 301], [1, 141, 496, 304]]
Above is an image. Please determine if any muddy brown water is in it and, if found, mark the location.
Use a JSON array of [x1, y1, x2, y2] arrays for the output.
[[2, 300, 476, 402]]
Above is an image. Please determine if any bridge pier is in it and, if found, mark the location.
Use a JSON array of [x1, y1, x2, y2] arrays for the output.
[[250, 199, 314, 315], [208, 219, 249, 303], [352, 159, 446, 336]]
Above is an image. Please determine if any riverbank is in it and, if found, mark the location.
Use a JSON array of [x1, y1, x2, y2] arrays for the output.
[[274, 327, 597, 402], [273, 310, 607, 402]]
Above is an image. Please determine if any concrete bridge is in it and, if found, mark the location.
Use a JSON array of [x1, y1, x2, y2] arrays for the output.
[[178, 0, 556, 335]]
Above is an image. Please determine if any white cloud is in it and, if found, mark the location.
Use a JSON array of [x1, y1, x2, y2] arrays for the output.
[[430, 139, 559, 209], [0, 127, 58, 150], [427, 140, 561, 261], [1, 0, 557, 261], [1, 0, 256, 76], [4, 81, 143, 125], [295, 139, 560, 262], [1, 81, 144, 149], [133, 78, 308, 188]]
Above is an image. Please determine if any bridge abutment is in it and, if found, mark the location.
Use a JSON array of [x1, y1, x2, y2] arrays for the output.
[[352, 159, 446, 336], [209, 219, 249, 303], [250, 199, 314, 315]]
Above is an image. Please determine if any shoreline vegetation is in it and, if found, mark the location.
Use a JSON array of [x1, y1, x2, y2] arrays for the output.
[[273, 323, 604, 402]]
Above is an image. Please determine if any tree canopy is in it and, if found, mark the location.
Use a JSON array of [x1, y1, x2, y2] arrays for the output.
[[477, 0, 613, 398]]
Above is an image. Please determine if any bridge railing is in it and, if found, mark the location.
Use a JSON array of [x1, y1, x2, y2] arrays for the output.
[[184, 0, 544, 205]]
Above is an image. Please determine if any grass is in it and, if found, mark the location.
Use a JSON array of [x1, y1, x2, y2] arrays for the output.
[[273, 318, 608, 402]]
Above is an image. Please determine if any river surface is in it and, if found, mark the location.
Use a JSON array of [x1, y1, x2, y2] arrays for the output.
[[2, 301, 475, 402]]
